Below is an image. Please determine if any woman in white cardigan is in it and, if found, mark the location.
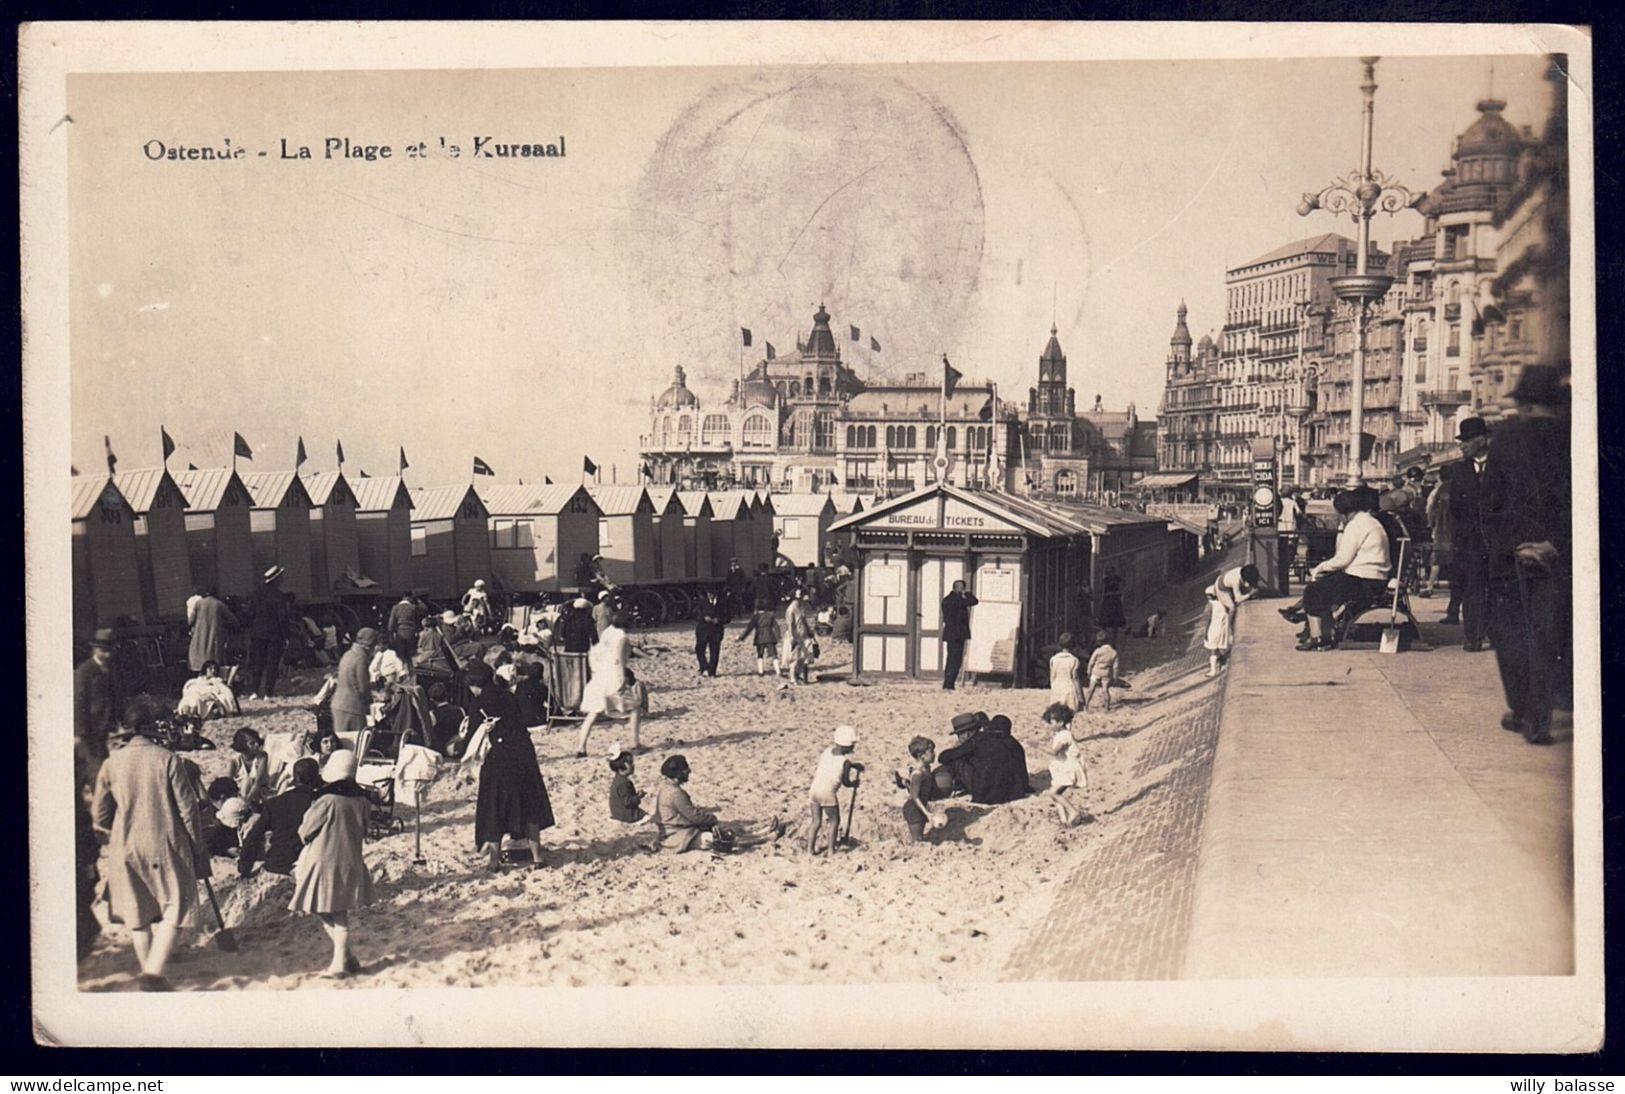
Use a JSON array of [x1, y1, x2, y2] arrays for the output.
[[1296, 487, 1391, 651]]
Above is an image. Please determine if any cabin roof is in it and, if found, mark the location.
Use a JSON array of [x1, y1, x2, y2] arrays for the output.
[[240, 471, 316, 510], [349, 475, 414, 513], [112, 467, 179, 514], [410, 484, 488, 521], [174, 468, 249, 512], [475, 483, 601, 518], [769, 493, 836, 517], [70, 474, 131, 520], [585, 485, 652, 516]]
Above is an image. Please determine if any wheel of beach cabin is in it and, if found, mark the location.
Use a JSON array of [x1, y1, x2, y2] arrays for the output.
[[625, 588, 668, 628], [662, 585, 693, 621], [331, 603, 361, 639]]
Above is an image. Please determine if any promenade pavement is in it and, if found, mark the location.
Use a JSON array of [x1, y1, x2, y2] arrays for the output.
[[1181, 586, 1574, 979]]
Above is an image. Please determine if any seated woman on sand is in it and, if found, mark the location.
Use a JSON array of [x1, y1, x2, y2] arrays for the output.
[[651, 755, 781, 855]]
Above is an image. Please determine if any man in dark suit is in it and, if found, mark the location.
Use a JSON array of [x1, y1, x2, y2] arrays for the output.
[[693, 588, 727, 678], [936, 712, 1029, 804], [73, 628, 121, 790], [1480, 366, 1572, 745], [723, 558, 751, 616], [246, 565, 291, 700], [1445, 416, 1493, 652], [940, 579, 979, 691]]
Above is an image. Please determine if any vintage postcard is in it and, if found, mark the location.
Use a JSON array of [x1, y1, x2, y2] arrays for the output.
[[21, 22, 1600, 1050]]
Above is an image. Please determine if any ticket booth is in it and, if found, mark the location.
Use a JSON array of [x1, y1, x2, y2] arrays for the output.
[[830, 484, 1093, 687]]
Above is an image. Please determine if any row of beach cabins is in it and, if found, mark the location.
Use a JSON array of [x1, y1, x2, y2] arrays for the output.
[[70, 466, 866, 638]]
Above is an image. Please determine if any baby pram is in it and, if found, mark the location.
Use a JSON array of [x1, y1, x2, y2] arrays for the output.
[[547, 649, 589, 724], [354, 683, 433, 840]]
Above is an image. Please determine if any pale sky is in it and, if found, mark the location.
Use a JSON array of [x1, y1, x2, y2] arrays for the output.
[[68, 54, 1553, 486]]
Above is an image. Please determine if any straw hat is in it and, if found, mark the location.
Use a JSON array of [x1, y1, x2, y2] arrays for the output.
[[440, 610, 459, 625], [321, 749, 358, 783], [832, 725, 858, 747], [87, 627, 116, 650], [263, 565, 286, 584], [354, 627, 380, 647]]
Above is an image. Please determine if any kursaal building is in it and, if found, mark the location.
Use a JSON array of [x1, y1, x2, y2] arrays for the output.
[[639, 304, 1157, 500]]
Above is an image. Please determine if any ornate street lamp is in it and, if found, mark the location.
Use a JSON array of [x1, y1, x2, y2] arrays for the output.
[[1297, 56, 1423, 487]]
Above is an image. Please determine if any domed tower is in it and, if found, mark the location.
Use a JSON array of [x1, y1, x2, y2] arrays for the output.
[[1167, 301, 1193, 377], [1452, 98, 1524, 195], [656, 364, 699, 412]]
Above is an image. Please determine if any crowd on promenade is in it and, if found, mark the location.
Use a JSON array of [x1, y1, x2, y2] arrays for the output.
[[1267, 364, 1572, 746]]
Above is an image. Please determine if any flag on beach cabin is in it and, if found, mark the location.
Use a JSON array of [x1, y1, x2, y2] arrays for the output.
[[399, 447, 410, 472], [942, 355, 962, 399], [473, 456, 495, 477], [296, 436, 307, 469], [233, 432, 253, 460], [336, 439, 346, 466], [741, 327, 752, 347], [104, 436, 117, 474], [871, 336, 881, 352], [850, 325, 860, 342], [765, 342, 775, 360], [161, 427, 176, 462], [583, 456, 599, 476]]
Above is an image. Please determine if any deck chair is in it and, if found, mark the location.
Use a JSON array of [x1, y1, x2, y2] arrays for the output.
[[1334, 533, 1426, 650], [547, 649, 589, 724]]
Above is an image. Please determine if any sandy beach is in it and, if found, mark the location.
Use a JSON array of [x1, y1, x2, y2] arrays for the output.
[[79, 553, 1229, 992]]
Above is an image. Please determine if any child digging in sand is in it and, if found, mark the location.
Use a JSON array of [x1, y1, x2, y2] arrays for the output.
[[808, 725, 861, 856], [1042, 704, 1088, 826]]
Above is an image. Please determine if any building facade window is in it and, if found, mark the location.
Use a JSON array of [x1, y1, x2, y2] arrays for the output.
[[814, 412, 835, 451], [1055, 469, 1077, 496], [701, 414, 729, 445], [742, 414, 774, 448]]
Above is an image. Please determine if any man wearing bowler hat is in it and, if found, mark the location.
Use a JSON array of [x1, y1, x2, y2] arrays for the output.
[[73, 627, 122, 790], [1444, 416, 1494, 653], [246, 565, 292, 701]]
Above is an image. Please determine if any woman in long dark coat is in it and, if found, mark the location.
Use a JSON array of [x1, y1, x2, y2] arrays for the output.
[[471, 663, 555, 870]]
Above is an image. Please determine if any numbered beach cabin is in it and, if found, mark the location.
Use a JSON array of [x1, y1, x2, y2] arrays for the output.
[[585, 486, 658, 587], [410, 484, 494, 599], [748, 492, 777, 570], [115, 467, 193, 623], [644, 487, 692, 582], [301, 471, 361, 601], [770, 493, 836, 568], [706, 491, 763, 575], [675, 491, 717, 582], [174, 467, 256, 599], [476, 483, 600, 595], [240, 471, 316, 601], [71, 474, 145, 637], [351, 476, 416, 595]]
